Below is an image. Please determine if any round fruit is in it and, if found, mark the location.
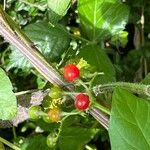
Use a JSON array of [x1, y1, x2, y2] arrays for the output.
[[74, 93, 90, 110], [42, 109, 52, 123], [49, 86, 62, 99], [28, 105, 42, 120], [48, 107, 61, 122], [47, 132, 57, 148], [64, 64, 80, 82], [42, 115, 52, 123]]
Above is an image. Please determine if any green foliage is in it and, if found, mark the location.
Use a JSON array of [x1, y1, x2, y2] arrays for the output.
[[111, 31, 128, 47], [78, 0, 129, 41], [25, 22, 70, 61], [78, 44, 116, 83], [109, 88, 150, 150], [7, 0, 47, 25], [58, 116, 99, 150], [21, 135, 50, 150], [59, 127, 98, 150], [36, 119, 60, 132], [47, 0, 71, 23], [1, 0, 150, 149], [7, 22, 70, 69], [0, 68, 17, 120]]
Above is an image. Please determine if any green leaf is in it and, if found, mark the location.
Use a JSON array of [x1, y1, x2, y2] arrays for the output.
[[78, 0, 129, 41], [36, 77, 47, 90], [58, 116, 99, 150], [0, 68, 17, 120], [78, 44, 116, 83], [36, 119, 60, 132], [109, 88, 150, 150], [59, 127, 98, 150], [21, 135, 50, 150], [7, 22, 70, 69], [7, 45, 32, 70], [111, 31, 128, 47], [25, 22, 70, 61], [47, 0, 71, 23]]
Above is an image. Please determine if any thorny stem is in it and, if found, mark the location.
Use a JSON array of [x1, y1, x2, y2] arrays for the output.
[[93, 82, 150, 97], [0, 136, 21, 150], [89, 108, 109, 130]]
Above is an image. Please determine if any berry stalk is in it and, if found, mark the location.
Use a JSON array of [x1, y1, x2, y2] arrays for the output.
[[0, 136, 21, 150]]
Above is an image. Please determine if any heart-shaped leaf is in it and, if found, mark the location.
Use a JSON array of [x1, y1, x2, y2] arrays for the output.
[[78, 0, 129, 41], [109, 88, 150, 150]]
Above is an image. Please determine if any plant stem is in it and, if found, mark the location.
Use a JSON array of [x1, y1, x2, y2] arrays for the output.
[[93, 102, 111, 115], [63, 91, 86, 96], [12, 127, 17, 139], [93, 82, 150, 97], [38, 111, 47, 117], [85, 145, 94, 150], [0, 137, 21, 150], [89, 108, 109, 130], [61, 111, 83, 117], [15, 89, 38, 96], [77, 79, 89, 92]]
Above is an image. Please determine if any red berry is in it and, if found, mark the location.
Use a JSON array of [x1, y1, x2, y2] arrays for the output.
[[75, 93, 90, 110], [64, 64, 80, 82]]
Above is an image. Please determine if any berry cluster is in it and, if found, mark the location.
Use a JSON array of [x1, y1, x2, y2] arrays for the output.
[[29, 85, 62, 123], [64, 64, 90, 110], [28, 64, 91, 123]]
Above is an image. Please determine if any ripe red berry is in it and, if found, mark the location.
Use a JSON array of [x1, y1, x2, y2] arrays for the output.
[[64, 64, 80, 82], [74, 93, 90, 110]]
